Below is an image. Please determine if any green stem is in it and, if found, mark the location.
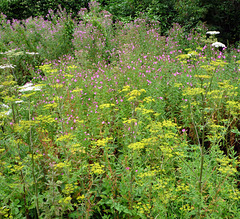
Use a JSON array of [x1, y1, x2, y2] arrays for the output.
[[28, 100, 40, 217], [17, 139, 30, 219], [11, 103, 16, 124], [198, 92, 206, 218]]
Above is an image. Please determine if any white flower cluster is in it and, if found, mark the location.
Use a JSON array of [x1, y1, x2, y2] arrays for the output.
[[26, 52, 39, 55], [206, 31, 220, 35], [0, 49, 16, 55], [0, 64, 16, 69], [19, 82, 42, 92], [212, 42, 226, 48], [0, 50, 39, 56], [0, 103, 12, 116], [15, 100, 24, 103]]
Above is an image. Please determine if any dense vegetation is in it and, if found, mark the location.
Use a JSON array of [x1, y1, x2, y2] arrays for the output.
[[0, 1, 240, 218], [0, 0, 240, 44]]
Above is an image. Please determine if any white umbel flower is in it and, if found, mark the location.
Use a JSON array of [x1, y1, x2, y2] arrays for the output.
[[19, 82, 42, 92], [1, 103, 9, 109], [0, 103, 12, 116], [20, 82, 33, 89], [0, 64, 16, 69], [26, 52, 39, 55], [212, 42, 226, 48], [15, 100, 24, 103], [206, 31, 220, 35], [4, 109, 12, 115]]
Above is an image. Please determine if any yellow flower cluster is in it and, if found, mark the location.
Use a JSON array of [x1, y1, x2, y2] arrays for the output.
[[10, 162, 24, 173], [122, 118, 137, 125], [64, 74, 74, 78], [200, 65, 216, 72], [77, 194, 85, 202], [182, 87, 205, 96], [51, 84, 63, 88], [3, 96, 20, 103], [174, 82, 183, 88], [33, 154, 43, 160], [14, 120, 36, 133], [71, 88, 83, 93], [44, 102, 58, 109], [95, 137, 113, 147], [35, 115, 56, 124], [119, 85, 130, 93], [143, 96, 155, 103], [0, 206, 12, 218], [128, 141, 145, 150], [70, 143, 86, 154], [175, 183, 190, 192], [67, 65, 78, 69], [148, 120, 178, 133], [135, 106, 154, 115], [56, 133, 75, 142], [226, 100, 240, 116], [125, 89, 146, 101], [54, 161, 71, 170], [176, 54, 191, 60], [210, 59, 228, 67], [59, 196, 72, 204], [38, 64, 58, 76], [207, 89, 223, 99], [180, 203, 194, 212], [90, 162, 105, 175], [62, 184, 77, 194], [216, 156, 237, 175], [99, 103, 115, 109], [153, 179, 168, 190], [194, 74, 212, 79], [1, 80, 17, 87], [138, 170, 156, 178], [133, 202, 151, 214], [228, 189, 240, 200]]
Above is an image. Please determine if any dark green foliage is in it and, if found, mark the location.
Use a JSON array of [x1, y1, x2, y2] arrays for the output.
[[202, 0, 240, 44], [174, 0, 208, 30], [0, 0, 239, 45], [0, 0, 89, 20]]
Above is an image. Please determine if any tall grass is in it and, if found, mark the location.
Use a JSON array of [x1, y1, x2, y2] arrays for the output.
[[0, 3, 240, 218]]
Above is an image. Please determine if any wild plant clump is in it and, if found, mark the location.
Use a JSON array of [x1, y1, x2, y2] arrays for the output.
[[0, 2, 240, 218]]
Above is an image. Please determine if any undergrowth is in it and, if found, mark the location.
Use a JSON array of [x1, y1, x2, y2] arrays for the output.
[[0, 2, 240, 218]]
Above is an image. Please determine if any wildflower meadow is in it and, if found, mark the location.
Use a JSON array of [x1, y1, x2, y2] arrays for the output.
[[0, 2, 240, 218]]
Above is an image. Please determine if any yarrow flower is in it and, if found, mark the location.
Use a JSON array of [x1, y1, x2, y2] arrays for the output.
[[212, 42, 226, 48], [206, 31, 220, 35]]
